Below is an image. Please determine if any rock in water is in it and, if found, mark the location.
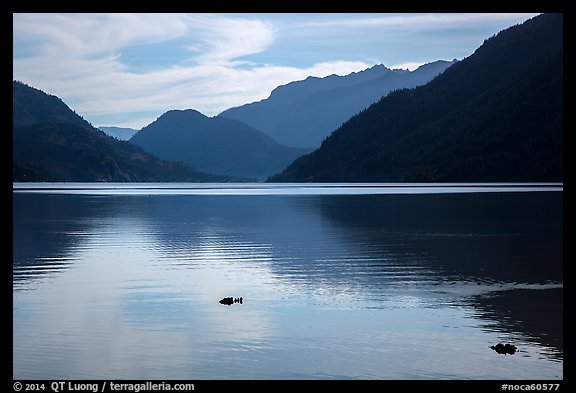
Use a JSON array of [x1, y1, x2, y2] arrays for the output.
[[490, 343, 517, 355], [219, 296, 243, 306]]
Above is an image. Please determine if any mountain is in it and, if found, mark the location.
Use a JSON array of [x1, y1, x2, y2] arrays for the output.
[[98, 126, 138, 141], [219, 60, 456, 148], [129, 109, 311, 180], [13, 81, 231, 182], [269, 13, 562, 183]]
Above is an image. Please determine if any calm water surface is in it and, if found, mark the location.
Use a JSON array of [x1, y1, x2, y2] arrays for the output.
[[13, 183, 563, 379]]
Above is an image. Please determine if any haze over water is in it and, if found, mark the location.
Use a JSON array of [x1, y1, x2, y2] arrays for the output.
[[13, 183, 563, 380]]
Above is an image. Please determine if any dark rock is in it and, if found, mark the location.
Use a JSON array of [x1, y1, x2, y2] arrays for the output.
[[490, 343, 517, 355], [219, 296, 243, 306]]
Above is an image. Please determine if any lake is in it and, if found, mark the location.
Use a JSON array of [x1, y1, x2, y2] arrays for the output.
[[13, 183, 563, 380]]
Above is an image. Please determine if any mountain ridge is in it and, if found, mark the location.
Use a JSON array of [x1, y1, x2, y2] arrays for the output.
[[129, 109, 311, 180], [219, 60, 456, 148], [268, 13, 562, 183], [13, 81, 232, 182], [99, 126, 138, 141]]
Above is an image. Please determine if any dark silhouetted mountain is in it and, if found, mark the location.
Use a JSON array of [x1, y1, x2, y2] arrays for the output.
[[269, 13, 562, 183], [13, 81, 231, 182], [13, 81, 93, 129], [98, 126, 138, 141], [129, 109, 311, 180], [219, 60, 456, 148]]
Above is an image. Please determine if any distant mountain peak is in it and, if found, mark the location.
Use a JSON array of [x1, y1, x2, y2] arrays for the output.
[[219, 59, 455, 148], [130, 108, 311, 180], [162, 108, 207, 118], [98, 126, 138, 141]]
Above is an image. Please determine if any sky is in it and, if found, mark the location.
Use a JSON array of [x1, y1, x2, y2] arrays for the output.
[[13, 13, 540, 130]]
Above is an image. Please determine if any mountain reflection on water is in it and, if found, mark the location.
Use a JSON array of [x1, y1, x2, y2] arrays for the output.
[[13, 185, 563, 379], [311, 192, 563, 356]]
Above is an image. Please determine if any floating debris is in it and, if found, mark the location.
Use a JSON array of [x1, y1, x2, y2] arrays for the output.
[[490, 343, 517, 355], [219, 296, 243, 306]]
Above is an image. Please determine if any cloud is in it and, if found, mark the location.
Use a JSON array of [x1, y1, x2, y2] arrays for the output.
[[16, 13, 536, 129], [49, 60, 372, 129], [184, 14, 278, 65], [299, 13, 538, 29], [13, 13, 373, 129], [13, 13, 189, 59]]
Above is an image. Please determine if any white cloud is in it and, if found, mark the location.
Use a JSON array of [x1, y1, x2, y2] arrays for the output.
[[51, 60, 372, 129], [16, 13, 535, 129], [13, 13, 374, 129], [13, 13, 190, 58], [299, 13, 538, 29], [184, 14, 278, 65]]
